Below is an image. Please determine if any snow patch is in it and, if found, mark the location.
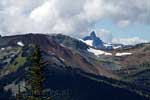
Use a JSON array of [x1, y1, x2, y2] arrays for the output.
[[1, 48, 5, 51], [17, 41, 24, 47], [104, 43, 122, 50], [105, 52, 113, 56], [103, 43, 112, 47], [113, 46, 122, 49], [115, 52, 132, 56], [88, 48, 112, 56], [81, 40, 93, 46]]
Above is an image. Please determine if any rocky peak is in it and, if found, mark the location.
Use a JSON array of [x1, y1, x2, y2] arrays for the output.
[[83, 31, 104, 49], [90, 31, 96, 38]]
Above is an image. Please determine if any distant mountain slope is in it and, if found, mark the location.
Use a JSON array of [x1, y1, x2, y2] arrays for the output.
[[51, 34, 88, 51]]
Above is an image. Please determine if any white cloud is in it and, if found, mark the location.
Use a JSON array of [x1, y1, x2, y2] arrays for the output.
[[117, 20, 130, 27], [0, 0, 149, 40], [112, 37, 148, 45], [83, 0, 104, 21]]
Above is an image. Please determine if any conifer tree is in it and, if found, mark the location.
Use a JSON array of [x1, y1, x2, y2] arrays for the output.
[[26, 45, 48, 100], [16, 44, 52, 100]]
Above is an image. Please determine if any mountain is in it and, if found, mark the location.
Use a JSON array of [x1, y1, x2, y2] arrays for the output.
[[83, 31, 104, 48], [0, 33, 150, 100], [83, 31, 106, 49], [82, 31, 125, 50]]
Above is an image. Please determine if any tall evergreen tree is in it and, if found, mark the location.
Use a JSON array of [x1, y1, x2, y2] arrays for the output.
[[26, 45, 49, 100]]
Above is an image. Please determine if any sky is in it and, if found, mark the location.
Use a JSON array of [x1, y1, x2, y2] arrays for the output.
[[0, 0, 150, 45]]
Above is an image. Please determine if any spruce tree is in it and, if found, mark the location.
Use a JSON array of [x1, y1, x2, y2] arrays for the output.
[[26, 45, 48, 100]]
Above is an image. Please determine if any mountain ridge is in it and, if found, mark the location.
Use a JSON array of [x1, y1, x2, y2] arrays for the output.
[[0, 33, 150, 99]]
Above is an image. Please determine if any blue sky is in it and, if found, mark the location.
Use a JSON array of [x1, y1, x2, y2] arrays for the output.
[[95, 19, 150, 41]]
